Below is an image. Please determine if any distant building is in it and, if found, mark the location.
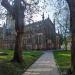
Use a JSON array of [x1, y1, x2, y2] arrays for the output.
[[0, 27, 3, 49], [0, 12, 16, 49], [0, 13, 60, 50], [23, 17, 56, 50]]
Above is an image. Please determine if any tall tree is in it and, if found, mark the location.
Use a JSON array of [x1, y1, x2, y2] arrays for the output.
[[1, 0, 26, 62], [54, 12, 70, 50], [51, 0, 70, 50], [66, 0, 75, 74], [1, 0, 39, 63]]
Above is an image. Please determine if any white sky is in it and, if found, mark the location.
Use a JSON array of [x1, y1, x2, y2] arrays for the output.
[[32, 0, 55, 22], [0, 0, 69, 29]]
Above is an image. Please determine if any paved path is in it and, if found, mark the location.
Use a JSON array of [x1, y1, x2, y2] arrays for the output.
[[23, 51, 60, 75]]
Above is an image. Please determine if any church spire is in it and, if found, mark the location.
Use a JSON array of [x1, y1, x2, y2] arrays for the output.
[[42, 12, 44, 21], [53, 18, 55, 25], [48, 14, 49, 19]]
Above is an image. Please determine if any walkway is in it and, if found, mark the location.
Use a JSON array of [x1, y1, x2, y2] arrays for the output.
[[23, 51, 60, 75]]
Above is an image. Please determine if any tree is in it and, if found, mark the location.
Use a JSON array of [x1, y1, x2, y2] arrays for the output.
[[52, 0, 70, 50], [54, 12, 70, 50], [1, 0, 26, 63], [1, 0, 39, 63], [66, 0, 75, 74]]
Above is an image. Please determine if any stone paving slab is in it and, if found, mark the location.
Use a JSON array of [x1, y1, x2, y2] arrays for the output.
[[23, 51, 60, 75]]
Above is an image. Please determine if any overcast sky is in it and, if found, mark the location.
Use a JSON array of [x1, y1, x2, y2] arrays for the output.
[[0, 0, 70, 29]]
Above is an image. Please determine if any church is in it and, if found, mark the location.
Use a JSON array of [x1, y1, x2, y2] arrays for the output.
[[0, 13, 60, 50], [23, 15, 56, 50]]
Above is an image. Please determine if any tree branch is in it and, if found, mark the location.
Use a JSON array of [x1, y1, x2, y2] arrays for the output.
[[1, 0, 13, 15]]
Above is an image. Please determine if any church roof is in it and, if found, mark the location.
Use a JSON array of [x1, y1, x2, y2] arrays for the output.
[[25, 17, 54, 29], [24, 17, 56, 37]]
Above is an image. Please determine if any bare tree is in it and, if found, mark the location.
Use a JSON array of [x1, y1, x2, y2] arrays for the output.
[[1, 0, 39, 63], [51, 0, 70, 50], [54, 12, 70, 50]]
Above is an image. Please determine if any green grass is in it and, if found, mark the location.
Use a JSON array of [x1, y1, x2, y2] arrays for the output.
[[53, 50, 71, 73], [0, 50, 43, 75]]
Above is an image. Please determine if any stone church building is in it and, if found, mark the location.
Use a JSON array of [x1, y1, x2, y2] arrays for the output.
[[23, 17, 56, 50], [0, 13, 60, 50]]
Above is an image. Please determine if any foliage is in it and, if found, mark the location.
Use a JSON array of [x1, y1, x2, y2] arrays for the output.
[[0, 50, 43, 75]]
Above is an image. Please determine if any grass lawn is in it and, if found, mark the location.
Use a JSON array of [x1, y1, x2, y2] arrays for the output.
[[53, 50, 71, 73], [0, 50, 43, 75]]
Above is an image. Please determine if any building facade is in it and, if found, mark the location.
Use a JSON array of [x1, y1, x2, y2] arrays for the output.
[[0, 13, 60, 50], [23, 17, 56, 50]]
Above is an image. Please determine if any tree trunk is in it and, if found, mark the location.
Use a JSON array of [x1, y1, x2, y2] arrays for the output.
[[1, 0, 25, 63], [12, 14, 24, 63], [70, 7, 75, 75], [71, 34, 75, 74], [67, 0, 75, 74], [64, 36, 68, 50], [12, 32, 24, 63]]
